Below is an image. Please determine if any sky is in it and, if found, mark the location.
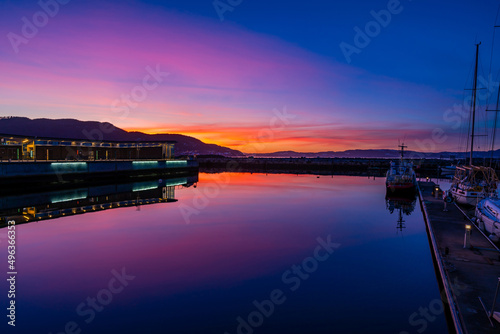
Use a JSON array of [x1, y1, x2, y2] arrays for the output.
[[1, 0, 500, 153]]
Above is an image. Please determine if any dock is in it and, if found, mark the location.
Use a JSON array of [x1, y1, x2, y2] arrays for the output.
[[197, 157, 477, 177], [0, 159, 199, 192], [418, 181, 500, 334]]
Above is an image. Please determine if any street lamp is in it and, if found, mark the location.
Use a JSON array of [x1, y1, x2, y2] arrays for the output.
[[464, 224, 472, 249]]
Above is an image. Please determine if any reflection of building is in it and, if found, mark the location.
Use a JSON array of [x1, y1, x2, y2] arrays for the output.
[[0, 175, 197, 228], [386, 194, 417, 233], [0, 134, 175, 161]]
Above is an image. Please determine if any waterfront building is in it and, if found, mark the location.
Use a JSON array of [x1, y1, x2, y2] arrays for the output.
[[0, 134, 176, 161]]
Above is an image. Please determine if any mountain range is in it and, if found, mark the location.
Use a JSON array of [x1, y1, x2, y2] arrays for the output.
[[247, 149, 482, 159], [0, 117, 497, 159], [0, 117, 243, 156]]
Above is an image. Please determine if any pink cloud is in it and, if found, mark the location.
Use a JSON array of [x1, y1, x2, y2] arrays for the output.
[[0, 0, 460, 152]]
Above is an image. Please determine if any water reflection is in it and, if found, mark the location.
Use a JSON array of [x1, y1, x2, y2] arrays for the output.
[[0, 173, 448, 334], [385, 193, 417, 233], [0, 175, 198, 228]]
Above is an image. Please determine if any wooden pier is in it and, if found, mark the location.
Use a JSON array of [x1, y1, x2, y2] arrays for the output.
[[418, 181, 500, 334]]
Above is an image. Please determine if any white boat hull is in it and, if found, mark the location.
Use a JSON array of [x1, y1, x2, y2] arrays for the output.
[[450, 187, 484, 206], [475, 199, 500, 240]]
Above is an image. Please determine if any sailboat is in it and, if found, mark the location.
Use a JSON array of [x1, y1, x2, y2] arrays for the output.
[[474, 43, 500, 241], [385, 143, 417, 195], [475, 199, 500, 241], [449, 42, 499, 206]]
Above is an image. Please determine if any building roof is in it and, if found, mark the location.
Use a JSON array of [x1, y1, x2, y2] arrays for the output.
[[0, 133, 176, 144]]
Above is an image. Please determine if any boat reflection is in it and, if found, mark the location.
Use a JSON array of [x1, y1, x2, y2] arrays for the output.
[[0, 175, 198, 228], [386, 194, 417, 233]]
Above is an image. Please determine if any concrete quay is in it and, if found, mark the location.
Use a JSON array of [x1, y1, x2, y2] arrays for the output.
[[0, 160, 199, 192], [418, 181, 500, 334]]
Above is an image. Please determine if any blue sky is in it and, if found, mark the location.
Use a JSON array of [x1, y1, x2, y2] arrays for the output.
[[1, 0, 500, 152]]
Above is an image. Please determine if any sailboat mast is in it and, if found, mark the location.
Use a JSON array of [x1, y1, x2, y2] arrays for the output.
[[470, 42, 481, 166], [490, 84, 500, 166]]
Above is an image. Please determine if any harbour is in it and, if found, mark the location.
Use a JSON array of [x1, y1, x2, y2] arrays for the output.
[[0, 134, 199, 191], [0, 159, 199, 190], [4, 0, 500, 332], [0, 173, 448, 334], [197, 156, 499, 178], [418, 181, 500, 334]]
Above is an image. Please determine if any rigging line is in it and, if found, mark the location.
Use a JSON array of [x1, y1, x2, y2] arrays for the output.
[[477, 56, 490, 153], [466, 70, 475, 158], [466, 93, 472, 158], [492, 67, 500, 155], [457, 56, 476, 158], [459, 89, 468, 155], [470, 42, 481, 165], [490, 8, 500, 166], [489, 9, 500, 106], [489, 37, 495, 106], [478, 56, 490, 108], [463, 54, 476, 158], [488, 6, 500, 146], [490, 84, 500, 166]]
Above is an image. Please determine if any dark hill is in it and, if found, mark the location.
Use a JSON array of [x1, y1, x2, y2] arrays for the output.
[[0, 117, 243, 156]]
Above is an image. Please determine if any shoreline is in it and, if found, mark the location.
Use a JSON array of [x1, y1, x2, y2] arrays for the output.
[[196, 157, 467, 177]]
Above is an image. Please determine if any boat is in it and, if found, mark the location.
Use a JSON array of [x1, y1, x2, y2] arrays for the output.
[[439, 165, 456, 177], [473, 38, 500, 240], [450, 165, 498, 205], [475, 198, 500, 242], [385, 143, 417, 195], [449, 42, 499, 205], [386, 194, 416, 233], [385, 194, 416, 216]]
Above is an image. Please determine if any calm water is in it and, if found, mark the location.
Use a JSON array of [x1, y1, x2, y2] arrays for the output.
[[0, 173, 448, 334]]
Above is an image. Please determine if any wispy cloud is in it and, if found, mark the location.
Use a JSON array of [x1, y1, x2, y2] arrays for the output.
[[0, 0, 463, 152]]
